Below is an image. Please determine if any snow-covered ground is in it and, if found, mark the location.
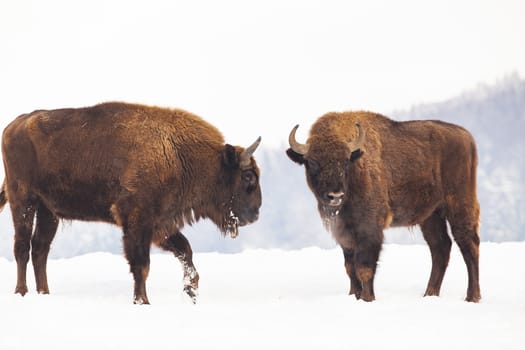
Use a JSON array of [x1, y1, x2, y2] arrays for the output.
[[1, 242, 523, 349]]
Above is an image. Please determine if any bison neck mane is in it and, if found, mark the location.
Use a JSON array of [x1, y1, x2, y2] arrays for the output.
[[177, 192, 240, 238], [164, 142, 241, 238]]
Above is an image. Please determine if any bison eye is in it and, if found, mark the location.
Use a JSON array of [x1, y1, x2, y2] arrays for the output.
[[242, 170, 258, 191], [350, 149, 364, 162], [305, 158, 320, 175]]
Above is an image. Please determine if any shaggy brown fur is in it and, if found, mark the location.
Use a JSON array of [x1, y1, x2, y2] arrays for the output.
[[0, 102, 262, 304], [287, 111, 481, 302]]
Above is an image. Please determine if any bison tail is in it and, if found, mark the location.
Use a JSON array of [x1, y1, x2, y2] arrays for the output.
[[0, 181, 7, 212]]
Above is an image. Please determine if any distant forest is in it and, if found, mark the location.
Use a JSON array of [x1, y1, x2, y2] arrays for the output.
[[0, 75, 523, 259]]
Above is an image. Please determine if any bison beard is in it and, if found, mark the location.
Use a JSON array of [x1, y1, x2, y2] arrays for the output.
[[0, 102, 262, 304], [287, 111, 481, 303], [319, 204, 341, 231], [225, 209, 241, 238]]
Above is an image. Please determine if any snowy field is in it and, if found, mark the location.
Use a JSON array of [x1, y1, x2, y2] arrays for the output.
[[0, 242, 524, 350]]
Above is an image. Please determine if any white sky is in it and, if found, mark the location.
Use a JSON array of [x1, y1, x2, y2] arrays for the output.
[[1, 0, 524, 148]]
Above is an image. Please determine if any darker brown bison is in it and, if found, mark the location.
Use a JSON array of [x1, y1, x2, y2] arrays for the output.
[[0, 102, 262, 304], [287, 111, 481, 302]]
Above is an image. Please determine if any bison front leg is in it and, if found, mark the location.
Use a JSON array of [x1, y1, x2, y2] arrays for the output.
[[342, 247, 362, 297], [121, 212, 153, 305], [123, 232, 152, 304], [352, 232, 383, 302], [158, 231, 199, 304]]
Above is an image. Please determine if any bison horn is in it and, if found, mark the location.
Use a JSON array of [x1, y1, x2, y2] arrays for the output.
[[288, 125, 309, 155], [240, 136, 262, 168], [348, 123, 366, 152]]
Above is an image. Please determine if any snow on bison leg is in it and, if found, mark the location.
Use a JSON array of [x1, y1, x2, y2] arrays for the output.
[[183, 265, 199, 304]]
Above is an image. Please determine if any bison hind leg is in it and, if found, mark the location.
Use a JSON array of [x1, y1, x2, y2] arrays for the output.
[[449, 223, 481, 302], [420, 209, 451, 298], [10, 198, 37, 296], [446, 202, 481, 302], [31, 204, 59, 294]]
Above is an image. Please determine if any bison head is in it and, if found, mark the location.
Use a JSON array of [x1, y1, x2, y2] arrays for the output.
[[220, 137, 262, 238], [286, 123, 365, 218]]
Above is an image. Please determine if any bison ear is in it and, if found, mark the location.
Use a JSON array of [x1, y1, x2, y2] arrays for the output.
[[223, 144, 240, 168], [350, 149, 364, 162], [286, 148, 305, 165]]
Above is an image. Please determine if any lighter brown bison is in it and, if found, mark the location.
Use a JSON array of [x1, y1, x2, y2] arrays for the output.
[[0, 102, 262, 304], [287, 111, 481, 302]]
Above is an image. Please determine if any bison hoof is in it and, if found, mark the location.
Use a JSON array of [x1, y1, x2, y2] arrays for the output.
[[183, 285, 198, 304], [351, 290, 362, 300], [355, 292, 375, 302], [15, 286, 28, 296], [465, 295, 481, 303], [133, 296, 150, 305], [360, 295, 375, 302], [349, 287, 361, 296], [424, 288, 440, 297]]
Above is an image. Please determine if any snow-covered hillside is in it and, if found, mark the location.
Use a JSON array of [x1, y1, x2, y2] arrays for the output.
[[1, 243, 523, 349]]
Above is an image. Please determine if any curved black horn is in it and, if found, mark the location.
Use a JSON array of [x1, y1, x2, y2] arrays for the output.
[[288, 125, 309, 155], [240, 136, 262, 168], [348, 123, 366, 152]]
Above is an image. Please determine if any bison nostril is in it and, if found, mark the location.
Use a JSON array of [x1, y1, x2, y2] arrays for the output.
[[327, 191, 344, 200], [239, 208, 259, 226]]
